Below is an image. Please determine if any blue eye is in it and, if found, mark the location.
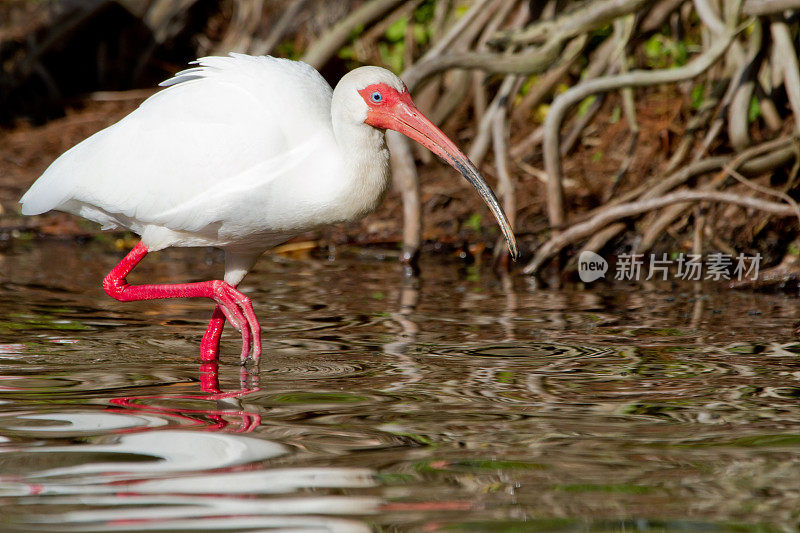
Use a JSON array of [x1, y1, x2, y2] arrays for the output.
[[371, 91, 382, 102]]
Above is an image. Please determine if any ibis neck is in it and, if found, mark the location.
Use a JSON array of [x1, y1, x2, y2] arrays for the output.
[[331, 113, 392, 221]]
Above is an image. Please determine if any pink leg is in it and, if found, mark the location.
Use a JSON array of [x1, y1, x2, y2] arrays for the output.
[[102, 242, 262, 365], [199, 362, 222, 394], [200, 306, 226, 361]]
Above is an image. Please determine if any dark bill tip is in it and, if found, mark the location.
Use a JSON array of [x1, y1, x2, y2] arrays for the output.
[[453, 158, 519, 261]]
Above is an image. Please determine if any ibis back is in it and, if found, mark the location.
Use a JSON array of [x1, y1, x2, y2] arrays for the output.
[[20, 54, 340, 251]]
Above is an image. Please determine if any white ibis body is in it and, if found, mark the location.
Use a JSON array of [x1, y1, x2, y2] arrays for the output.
[[20, 53, 518, 365]]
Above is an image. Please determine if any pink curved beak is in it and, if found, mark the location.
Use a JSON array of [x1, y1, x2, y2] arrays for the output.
[[368, 92, 519, 261]]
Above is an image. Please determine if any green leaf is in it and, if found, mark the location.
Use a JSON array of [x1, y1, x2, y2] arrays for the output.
[[610, 105, 621, 123], [378, 42, 404, 73], [691, 84, 705, 109], [413, 24, 428, 45], [413, 0, 435, 24], [577, 95, 596, 116], [275, 40, 299, 60], [748, 95, 761, 123], [465, 213, 482, 232], [337, 46, 355, 60], [386, 16, 408, 42], [644, 35, 663, 59], [673, 39, 688, 66]]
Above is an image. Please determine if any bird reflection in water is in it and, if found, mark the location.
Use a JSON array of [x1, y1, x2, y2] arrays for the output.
[[108, 363, 261, 433]]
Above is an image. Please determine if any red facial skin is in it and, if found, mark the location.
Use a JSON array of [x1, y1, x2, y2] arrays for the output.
[[358, 83, 467, 168]]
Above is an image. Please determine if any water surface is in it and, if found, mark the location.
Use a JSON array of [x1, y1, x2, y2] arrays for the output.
[[1, 241, 799, 531]]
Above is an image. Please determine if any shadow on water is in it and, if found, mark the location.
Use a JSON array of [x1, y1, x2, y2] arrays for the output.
[[1, 241, 800, 531]]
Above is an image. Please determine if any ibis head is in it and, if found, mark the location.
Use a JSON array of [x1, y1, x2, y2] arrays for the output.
[[335, 67, 519, 261]]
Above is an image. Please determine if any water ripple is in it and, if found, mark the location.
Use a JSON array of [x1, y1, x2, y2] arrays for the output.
[[13, 430, 286, 479], [2, 245, 800, 529], [0, 411, 170, 437]]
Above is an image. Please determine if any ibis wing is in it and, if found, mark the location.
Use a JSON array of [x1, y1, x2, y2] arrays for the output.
[[20, 55, 336, 243]]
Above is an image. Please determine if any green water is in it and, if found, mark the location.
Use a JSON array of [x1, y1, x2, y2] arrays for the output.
[[0, 241, 799, 531]]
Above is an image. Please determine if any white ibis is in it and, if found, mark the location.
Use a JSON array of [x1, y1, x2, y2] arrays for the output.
[[20, 53, 518, 366]]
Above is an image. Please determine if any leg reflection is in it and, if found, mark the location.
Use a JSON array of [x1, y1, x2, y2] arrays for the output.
[[109, 363, 261, 433]]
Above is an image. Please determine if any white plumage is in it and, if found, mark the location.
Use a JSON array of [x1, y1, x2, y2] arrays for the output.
[[20, 53, 516, 363], [21, 54, 400, 283]]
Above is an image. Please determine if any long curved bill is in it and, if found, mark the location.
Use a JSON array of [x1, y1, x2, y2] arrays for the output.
[[380, 93, 519, 261]]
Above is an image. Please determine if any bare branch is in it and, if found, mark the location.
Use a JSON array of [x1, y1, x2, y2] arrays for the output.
[[742, 0, 800, 15], [469, 75, 520, 166], [388, 131, 422, 263], [404, 37, 563, 90], [693, 0, 727, 37], [727, 19, 763, 150], [389, 0, 496, 263], [494, 0, 652, 46], [250, 0, 307, 56], [524, 190, 796, 275], [492, 100, 515, 262], [543, 26, 739, 229], [302, 0, 407, 69], [527, 136, 799, 273], [770, 21, 800, 133]]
